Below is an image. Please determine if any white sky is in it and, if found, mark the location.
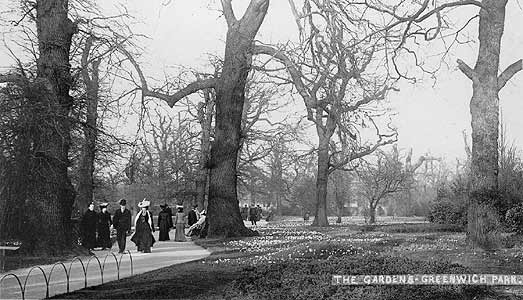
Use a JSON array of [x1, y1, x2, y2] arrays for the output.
[[1, 0, 523, 165]]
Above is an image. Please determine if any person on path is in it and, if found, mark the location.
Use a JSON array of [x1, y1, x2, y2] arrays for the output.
[[158, 204, 173, 241], [174, 205, 187, 242], [97, 203, 112, 250], [131, 199, 155, 253], [187, 205, 199, 226], [81, 202, 98, 253], [249, 204, 258, 226], [241, 204, 249, 221], [256, 205, 263, 222], [187, 210, 206, 236], [112, 198, 132, 253]]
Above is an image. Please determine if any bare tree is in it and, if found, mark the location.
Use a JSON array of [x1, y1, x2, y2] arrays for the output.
[[357, 147, 432, 223], [23, 0, 77, 254], [119, 0, 270, 237], [355, 0, 521, 247], [254, 1, 396, 226], [456, 0, 522, 248]]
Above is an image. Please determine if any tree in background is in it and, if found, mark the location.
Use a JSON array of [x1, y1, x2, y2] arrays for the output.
[[357, 146, 433, 224], [255, 1, 397, 226]]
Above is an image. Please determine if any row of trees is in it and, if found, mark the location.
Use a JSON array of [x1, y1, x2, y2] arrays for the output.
[[0, 0, 521, 253]]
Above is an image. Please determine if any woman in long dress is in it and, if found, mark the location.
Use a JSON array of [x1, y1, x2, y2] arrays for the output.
[[158, 204, 173, 241], [174, 205, 187, 242], [131, 199, 155, 253], [97, 203, 112, 250]]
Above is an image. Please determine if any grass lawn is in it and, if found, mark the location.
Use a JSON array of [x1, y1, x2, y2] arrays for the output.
[[51, 218, 523, 299]]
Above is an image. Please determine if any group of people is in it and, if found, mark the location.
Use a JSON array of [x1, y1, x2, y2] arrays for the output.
[[81, 198, 204, 254], [80, 199, 132, 254], [240, 204, 263, 226]]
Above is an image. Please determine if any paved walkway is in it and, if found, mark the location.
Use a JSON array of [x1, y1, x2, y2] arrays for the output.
[[0, 230, 210, 300]]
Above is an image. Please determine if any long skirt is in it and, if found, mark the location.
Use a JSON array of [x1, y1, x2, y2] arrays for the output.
[[174, 223, 186, 242], [97, 226, 112, 249], [131, 229, 155, 252]]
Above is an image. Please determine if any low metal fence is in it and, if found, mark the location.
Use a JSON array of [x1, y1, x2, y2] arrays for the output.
[[0, 250, 133, 300]]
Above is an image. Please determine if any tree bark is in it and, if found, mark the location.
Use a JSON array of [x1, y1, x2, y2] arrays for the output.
[[271, 146, 283, 215], [206, 0, 269, 237], [77, 39, 100, 212], [368, 203, 376, 224], [196, 90, 214, 211], [312, 135, 330, 226], [21, 0, 77, 254], [458, 0, 521, 249]]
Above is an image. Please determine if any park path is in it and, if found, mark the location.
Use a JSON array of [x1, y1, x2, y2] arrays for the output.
[[0, 230, 210, 300]]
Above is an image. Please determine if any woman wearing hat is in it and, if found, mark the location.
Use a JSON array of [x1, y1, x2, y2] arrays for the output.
[[131, 199, 155, 253], [158, 204, 173, 241], [97, 202, 112, 250], [174, 205, 187, 242], [81, 202, 98, 253]]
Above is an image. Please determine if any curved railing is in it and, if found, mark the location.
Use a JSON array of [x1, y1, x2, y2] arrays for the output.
[[0, 250, 133, 300]]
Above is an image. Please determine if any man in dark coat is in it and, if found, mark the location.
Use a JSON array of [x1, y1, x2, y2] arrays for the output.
[[112, 198, 132, 253], [97, 203, 112, 250], [158, 204, 173, 241], [249, 204, 258, 226], [241, 204, 249, 221], [256, 205, 263, 222], [187, 205, 199, 226], [81, 202, 98, 253]]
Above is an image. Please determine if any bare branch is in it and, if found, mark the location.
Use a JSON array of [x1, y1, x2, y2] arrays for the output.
[[498, 59, 522, 91], [119, 45, 218, 107], [457, 58, 476, 81], [221, 0, 237, 27]]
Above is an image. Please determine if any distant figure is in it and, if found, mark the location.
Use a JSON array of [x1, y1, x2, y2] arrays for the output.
[[97, 203, 112, 250], [241, 204, 249, 221], [256, 205, 263, 222], [165, 204, 173, 223], [81, 202, 98, 253], [188, 205, 199, 226], [249, 204, 258, 226], [112, 198, 132, 253], [304, 210, 310, 221], [187, 210, 206, 236], [266, 207, 274, 221], [174, 205, 187, 242], [131, 199, 155, 253], [158, 204, 173, 241]]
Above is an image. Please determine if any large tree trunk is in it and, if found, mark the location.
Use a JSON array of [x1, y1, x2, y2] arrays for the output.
[[77, 50, 100, 212], [196, 89, 214, 211], [206, 0, 269, 237], [312, 136, 330, 226], [271, 146, 283, 216], [459, 0, 521, 249], [21, 0, 77, 254]]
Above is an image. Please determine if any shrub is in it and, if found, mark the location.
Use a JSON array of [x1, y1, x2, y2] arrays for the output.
[[505, 204, 523, 234], [428, 196, 467, 227]]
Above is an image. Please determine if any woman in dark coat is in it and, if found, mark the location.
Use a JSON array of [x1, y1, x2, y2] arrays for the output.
[[131, 199, 155, 253], [158, 204, 173, 241], [97, 203, 112, 250], [81, 202, 98, 252]]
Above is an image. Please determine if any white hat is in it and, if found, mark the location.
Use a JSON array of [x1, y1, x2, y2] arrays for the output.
[[176, 205, 183, 209], [138, 200, 151, 208]]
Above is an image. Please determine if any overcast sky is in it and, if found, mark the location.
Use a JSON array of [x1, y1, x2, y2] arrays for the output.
[[1, 0, 523, 164]]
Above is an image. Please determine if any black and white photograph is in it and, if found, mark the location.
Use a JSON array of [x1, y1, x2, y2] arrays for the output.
[[0, 0, 523, 299]]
